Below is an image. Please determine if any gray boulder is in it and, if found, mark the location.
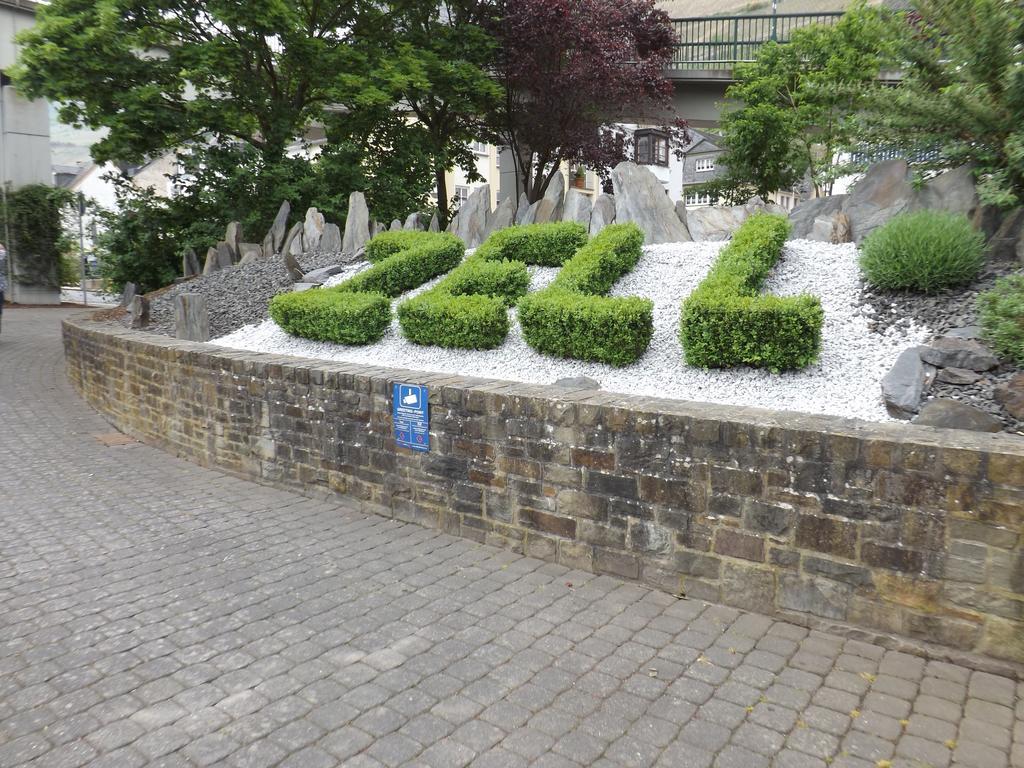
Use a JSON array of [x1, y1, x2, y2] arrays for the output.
[[182, 249, 200, 278], [986, 208, 1024, 262], [450, 184, 491, 248], [238, 243, 262, 261], [390, 219, 402, 232], [263, 201, 290, 255], [914, 164, 979, 220], [946, 325, 983, 340], [675, 200, 689, 229], [238, 252, 259, 267], [562, 188, 593, 226], [320, 223, 342, 254], [913, 399, 1002, 432], [121, 282, 137, 308], [521, 198, 561, 226], [404, 212, 423, 231], [590, 194, 616, 235], [428, 213, 440, 233], [687, 205, 747, 242], [881, 346, 930, 419], [302, 265, 343, 284], [994, 373, 1024, 419], [485, 196, 516, 239], [789, 195, 847, 240], [281, 222, 303, 259], [611, 162, 690, 244], [303, 208, 325, 252], [920, 338, 999, 372], [514, 192, 531, 225], [845, 159, 915, 244], [936, 367, 983, 385], [342, 192, 370, 256]]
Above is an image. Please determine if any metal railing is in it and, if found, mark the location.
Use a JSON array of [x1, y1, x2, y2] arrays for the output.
[[670, 12, 844, 70]]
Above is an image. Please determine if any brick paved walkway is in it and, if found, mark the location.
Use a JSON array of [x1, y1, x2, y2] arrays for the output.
[[1, 308, 1022, 768]]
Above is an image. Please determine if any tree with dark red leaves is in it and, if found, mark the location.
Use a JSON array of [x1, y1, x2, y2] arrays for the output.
[[489, 0, 687, 203]]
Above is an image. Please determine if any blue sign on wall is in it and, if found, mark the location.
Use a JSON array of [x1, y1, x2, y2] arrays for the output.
[[392, 383, 430, 452]]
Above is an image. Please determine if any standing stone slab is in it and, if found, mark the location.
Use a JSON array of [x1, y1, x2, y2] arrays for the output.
[[845, 159, 915, 244], [238, 243, 262, 261], [590, 194, 616, 235], [282, 222, 303, 259], [543, 171, 566, 223], [788, 195, 848, 240], [428, 213, 440, 232], [224, 221, 243, 262], [389, 219, 402, 232], [174, 293, 209, 342], [203, 247, 220, 275], [263, 200, 291, 255], [215, 241, 234, 269], [283, 250, 304, 282], [404, 213, 423, 231], [611, 162, 691, 244], [451, 184, 491, 248], [514, 192, 531, 225], [129, 295, 150, 329], [562, 188, 593, 226], [303, 208, 326, 253], [121, 282, 137, 308], [320, 223, 342, 254], [182, 249, 201, 278], [675, 200, 689, 229], [342, 192, 371, 256], [485, 195, 516, 239]]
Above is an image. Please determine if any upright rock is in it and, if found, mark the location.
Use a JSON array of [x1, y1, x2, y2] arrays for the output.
[[320, 223, 342, 254], [282, 222, 303, 259], [129, 295, 150, 329], [428, 213, 440, 233], [224, 221, 243, 261], [283, 250, 305, 282], [121, 282, 137, 308], [404, 212, 423, 231], [913, 399, 1002, 432], [674, 201, 689, 230], [914, 164, 979, 220], [238, 243, 262, 261], [611, 162, 690, 244], [788, 195, 847, 240], [263, 201, 290, 255], [203, 247, 220, 275], [342, 192, 370, 256], [485, 195, 516, 239], [590, 194, 616, 235], [562, 189, 593, 226], [303, 208, 325, 252], [389, 219, 402, 232], [514, 192, 531, 225], [881, 346, 930, 419], [174, 293, 210, 342], [543, 172, 566, 223], [845, 159, 915, 244], [215, 241, 234, 269], [451, 184, 491, 248], [182, 249, 200, 278]]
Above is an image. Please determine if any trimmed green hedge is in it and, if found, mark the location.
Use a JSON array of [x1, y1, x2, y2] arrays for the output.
[[397, 222, 588, 350], [679, 214, 823, 371], [518, 224, 653, 367], [270, 231, 464, 345], [364, 230, 436, 263], [979, 273, 1024, 366]]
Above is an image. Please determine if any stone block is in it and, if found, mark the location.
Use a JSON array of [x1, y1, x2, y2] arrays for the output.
[[795, 515, 858, 560], [720, 562, 776, 613], [714, 529, 766, 563], [594, 548, 639, 579], [802, 556, 872, 587], [778, 574, 851, 620], [520, 509, 576, 539], [674, 551, 722, 579], [743, 501, 794, 536]]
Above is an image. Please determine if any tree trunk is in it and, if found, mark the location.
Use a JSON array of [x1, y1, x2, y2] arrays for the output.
[[435, 165, 450, 229]]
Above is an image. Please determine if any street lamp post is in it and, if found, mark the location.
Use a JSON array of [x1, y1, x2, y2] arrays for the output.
[[78, 193, 86, 307]]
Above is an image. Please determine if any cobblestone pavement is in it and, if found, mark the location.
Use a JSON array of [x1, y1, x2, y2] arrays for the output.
[[2, 308, 1022, 768]]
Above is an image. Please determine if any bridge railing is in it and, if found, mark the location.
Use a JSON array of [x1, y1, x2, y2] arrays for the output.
[[670, 12, 844, 70]]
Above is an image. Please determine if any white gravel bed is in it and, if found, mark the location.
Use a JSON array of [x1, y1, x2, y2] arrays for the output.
[[215, 239, 930, 422]]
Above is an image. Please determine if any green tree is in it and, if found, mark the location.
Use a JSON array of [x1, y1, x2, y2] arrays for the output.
[[380, 0, 502, 227], [1, 185, 74, 290], [859, 0, 1024, 208], [707, 6, 892, 204]]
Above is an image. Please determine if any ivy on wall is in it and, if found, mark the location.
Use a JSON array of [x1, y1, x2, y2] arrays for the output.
[[1, 184, 73, 289]]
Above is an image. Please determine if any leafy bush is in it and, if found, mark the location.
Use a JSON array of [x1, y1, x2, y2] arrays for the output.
[[475, 222, 588, 266], [269, 290, 391, 344], [979, 273, 1024, 365], [270, 231, 464, 345], [2, 184, 74, 290], [518, 224, 653, 366], [859, 211, 985, 293], [340, 233, 463, 297], [396, 222, 587, 350], [364, 230, 436, 263], [680, 214, 823, 371]]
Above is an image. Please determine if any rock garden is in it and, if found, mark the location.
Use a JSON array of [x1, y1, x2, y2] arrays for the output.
[[124, 161, 1024, 434]]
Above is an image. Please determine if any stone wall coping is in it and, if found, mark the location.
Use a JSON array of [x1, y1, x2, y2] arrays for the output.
[[67, 313, 1024, 458]]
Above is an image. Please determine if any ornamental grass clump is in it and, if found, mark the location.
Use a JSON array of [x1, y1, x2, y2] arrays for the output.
[[859, 211, 985, 293], [978, 273, 1024, 365]]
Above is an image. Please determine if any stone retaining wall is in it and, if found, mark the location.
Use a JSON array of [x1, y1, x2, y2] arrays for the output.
[[63, 316, 1024, 666]]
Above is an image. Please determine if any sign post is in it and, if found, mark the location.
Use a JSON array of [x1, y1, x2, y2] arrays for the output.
[[392, 383, 430, 452]]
